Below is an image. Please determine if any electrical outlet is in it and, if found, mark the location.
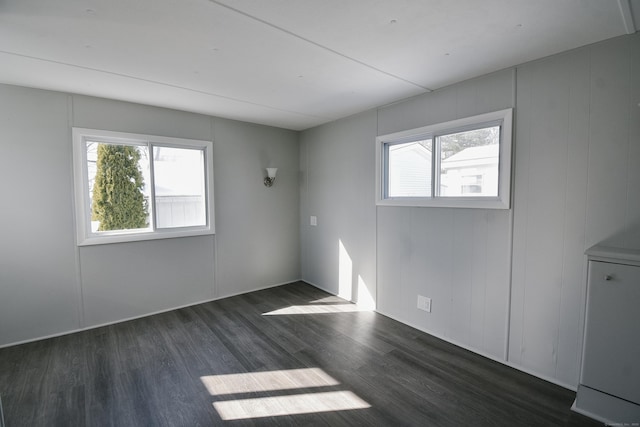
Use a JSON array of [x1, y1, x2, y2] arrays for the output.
[[417, 295, 432, 313], [310, 216, 317, 226]]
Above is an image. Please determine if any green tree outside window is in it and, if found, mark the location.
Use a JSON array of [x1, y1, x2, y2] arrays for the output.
[[91, 144, 149, 231]]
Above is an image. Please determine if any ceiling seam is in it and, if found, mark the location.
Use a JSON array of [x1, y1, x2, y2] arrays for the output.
[[208, 0, 433, 92], [0, 49, 331, 121]]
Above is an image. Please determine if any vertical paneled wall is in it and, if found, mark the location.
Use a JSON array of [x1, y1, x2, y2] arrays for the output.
[[301, 33, 640, 388], [0, 86, 80, 345], [585, 35, 640, 249], [0, 87, 300, 347], [299, 111, 378, 307], [375, 70, 515, 360], [213, 118, 300, 298], [301, 70, 515, 361], [510, 34, 640, 387], [72, 95, 218, 327], [510, 49, 592, 386]]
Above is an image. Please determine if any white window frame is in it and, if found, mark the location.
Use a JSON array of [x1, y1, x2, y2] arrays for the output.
[[375, 109, 513, 209], [72, 128, 215, 246]]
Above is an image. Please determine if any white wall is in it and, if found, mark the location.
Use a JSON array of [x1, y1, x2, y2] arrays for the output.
[[300, 33, 640, 388], [0, 86, 80, 345], [509, 33, 640, 387], [0, 86, 300, 347], [376, 70, 514, 361], [213, 118, 300, 297], [299, 110, 378, 307], [300, 70, 514, 362]]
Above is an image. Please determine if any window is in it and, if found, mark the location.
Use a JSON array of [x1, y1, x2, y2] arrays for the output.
[[73, 128, 214, 245], [376, 109, 512, 209]]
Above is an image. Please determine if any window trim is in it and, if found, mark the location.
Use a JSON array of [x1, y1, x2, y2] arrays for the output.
[[72, 127, 215, 246], [375, 109, 513, 209]]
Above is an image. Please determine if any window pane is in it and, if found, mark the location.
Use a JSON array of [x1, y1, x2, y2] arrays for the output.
[[387, 139, 432, 197], [88, 142, 151, 232], [153, 146, 206, 228], [438, 126, 499, 197]]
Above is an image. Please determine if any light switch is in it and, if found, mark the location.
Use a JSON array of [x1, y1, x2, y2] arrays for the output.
[[310, 216, 317, 226]]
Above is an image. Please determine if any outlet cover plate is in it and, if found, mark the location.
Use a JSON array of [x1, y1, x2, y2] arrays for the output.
[[417, 295, 432, 313]]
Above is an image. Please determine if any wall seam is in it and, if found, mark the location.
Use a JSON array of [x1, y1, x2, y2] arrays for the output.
[[68, 94, 86, 329], [518, 64, 535, 366], [375, 108, 380, 308], [505, 67, 517, 361], [480, 212, 488, 353], [623, 38, 633, 244], [575, 44, 595, 383], [301, 128, 309, 282], [211, 116, 218, 300], [554, 60, 573, 380]]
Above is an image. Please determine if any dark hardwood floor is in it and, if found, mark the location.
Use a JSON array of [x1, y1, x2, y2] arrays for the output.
[[0, 282, 602, 426]]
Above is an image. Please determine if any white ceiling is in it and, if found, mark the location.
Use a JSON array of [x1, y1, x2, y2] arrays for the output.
[[0, 0, 638, 131]]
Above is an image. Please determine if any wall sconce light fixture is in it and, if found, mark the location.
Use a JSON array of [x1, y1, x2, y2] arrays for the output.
[[264, 167, 278, 187]]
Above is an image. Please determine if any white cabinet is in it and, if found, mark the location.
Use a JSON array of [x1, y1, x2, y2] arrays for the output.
[[573, 245, 640, 424]]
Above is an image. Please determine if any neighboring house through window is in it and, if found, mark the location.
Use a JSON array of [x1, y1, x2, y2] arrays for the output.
[[376, 109, 512, 209]]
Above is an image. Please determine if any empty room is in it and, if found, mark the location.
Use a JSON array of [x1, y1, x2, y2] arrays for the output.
[[1, 1, 639, 426]]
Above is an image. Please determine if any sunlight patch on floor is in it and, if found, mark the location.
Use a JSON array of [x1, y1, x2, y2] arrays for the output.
[[262, 304, 369, 315], [201, 368, 339, 396], [310, 296, 350, 304], [212, 391, 370, 420], [202, 368, 371, 420]]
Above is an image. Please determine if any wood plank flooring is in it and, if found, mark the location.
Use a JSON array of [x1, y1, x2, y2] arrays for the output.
[[0, 282, 602, 426]]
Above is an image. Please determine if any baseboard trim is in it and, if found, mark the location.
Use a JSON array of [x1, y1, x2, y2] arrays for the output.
[[215, 279, 300, 300], [0, 279, 302, 349], [571, 399, 611, 425], [302, 280, 577, 392], [5, 277, 576, 394], [300, 279, 335, 298], [375, 307, 577, 391], [572, 384, 640, 424]]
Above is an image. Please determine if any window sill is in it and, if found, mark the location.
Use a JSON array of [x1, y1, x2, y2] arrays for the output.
[[77, 227, 214, 246], [376, 197, 510, 209]]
